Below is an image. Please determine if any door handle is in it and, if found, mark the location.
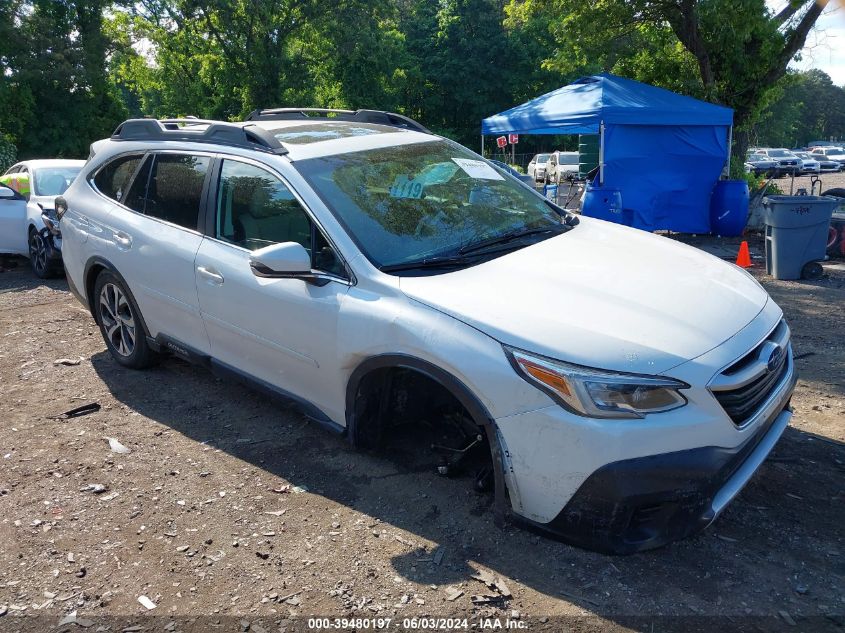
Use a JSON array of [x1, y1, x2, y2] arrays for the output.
[[114, 231, 132, 249], [197, 265, 224, 285]]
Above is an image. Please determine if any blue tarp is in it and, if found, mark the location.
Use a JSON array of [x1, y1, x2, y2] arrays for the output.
[[481, 73, 734, 233]]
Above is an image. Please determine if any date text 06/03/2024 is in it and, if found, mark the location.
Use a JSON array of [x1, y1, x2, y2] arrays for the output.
[[306, 618, 528, 630]]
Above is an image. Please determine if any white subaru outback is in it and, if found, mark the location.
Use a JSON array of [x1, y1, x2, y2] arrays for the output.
[[58, 109, 796, 554]]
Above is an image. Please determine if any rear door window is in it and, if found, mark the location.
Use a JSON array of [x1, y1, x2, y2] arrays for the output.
[[142, 154, 210, 230]]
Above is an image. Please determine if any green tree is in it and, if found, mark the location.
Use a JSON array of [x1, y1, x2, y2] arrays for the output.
[[0, 0, 127, 158], [766, 70, 845, 146], [506, 0, 827, 161]]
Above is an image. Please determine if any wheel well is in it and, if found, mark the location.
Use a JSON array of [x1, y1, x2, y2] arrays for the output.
[[350, 366, 481, 450], [346, 361, 505, 505]]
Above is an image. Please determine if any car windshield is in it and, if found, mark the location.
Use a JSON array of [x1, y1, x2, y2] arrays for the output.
[[535, 154, 549, 162], [298, 140, 567, 270], [559, 154, 579, 165], [767, 149, 794, 158], [34, 167, 81, 195]]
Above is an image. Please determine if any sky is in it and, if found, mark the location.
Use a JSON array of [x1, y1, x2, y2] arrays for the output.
[[781, 0, 845, 85]]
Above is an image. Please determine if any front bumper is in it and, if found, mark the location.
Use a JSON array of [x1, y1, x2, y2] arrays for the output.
[[519, 359, 796, 554], [40, 227, 63, 260]]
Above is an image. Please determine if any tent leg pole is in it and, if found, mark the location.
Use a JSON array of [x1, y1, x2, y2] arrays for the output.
[[481, 135, 484, 157], [726, 126, 733, 176], [599, 121, 605, 186]]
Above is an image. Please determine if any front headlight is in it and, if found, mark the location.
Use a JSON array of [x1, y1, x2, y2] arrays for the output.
[[505, 347, 688, 419]]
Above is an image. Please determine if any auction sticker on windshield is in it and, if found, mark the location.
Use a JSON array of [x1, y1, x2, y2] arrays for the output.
[[389, 175, 425, 199], [452, 158, 504, 181]]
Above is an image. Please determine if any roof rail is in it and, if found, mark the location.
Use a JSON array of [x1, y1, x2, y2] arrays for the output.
[[244, 108, 431, 134], [110, 119, 289, 155]]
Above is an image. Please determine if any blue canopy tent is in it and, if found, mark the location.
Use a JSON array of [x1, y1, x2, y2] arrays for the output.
[[481, 73, 734, 233]]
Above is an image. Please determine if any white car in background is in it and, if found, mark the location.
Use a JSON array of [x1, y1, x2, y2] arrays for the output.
[[526, 153, 550, 182], [793, 152, 820, 174], [0, 159, 84, 277], [58, 110, 795, 554], [810, 146, 845, 169]]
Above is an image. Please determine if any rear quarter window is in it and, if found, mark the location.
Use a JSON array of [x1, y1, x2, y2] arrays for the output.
[[142, 154, 210, 230], [93, 154, 144, 204]]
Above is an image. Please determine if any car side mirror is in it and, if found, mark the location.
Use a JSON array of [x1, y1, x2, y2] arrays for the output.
[[54, 195, 68, 220], [249, 241, 324, 282], [0, 185, 17, 199]]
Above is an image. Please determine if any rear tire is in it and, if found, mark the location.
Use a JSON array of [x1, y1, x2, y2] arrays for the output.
[[93, 270, 159, 369], [28, 228, 60, 279]]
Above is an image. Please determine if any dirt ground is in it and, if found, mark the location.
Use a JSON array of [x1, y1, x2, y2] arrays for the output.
[[771, 170, 845, 197], [0, 236, 843, 633]]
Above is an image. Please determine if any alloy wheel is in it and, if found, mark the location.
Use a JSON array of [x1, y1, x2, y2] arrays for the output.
[[29, 232, 48, 274], [99, 283, 136, 357]]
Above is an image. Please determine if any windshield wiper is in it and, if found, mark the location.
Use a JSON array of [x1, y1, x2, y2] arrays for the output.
[[458, 225, 567, 256], [380, 255, 476, 273]]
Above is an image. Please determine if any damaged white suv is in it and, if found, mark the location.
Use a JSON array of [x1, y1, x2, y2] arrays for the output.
[[58, 110, 796, 554]]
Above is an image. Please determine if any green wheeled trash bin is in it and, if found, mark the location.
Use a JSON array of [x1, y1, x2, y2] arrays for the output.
[[762, 195, 841, 280]]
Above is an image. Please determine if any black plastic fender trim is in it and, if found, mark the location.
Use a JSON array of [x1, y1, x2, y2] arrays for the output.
[[345, 353, 508, 527], [83, 257, 154, 342]]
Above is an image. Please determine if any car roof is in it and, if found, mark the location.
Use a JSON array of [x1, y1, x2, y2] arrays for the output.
[[246, 119, 439, 159], [105, 118, 442, 162], [15, 159, 85, 169]]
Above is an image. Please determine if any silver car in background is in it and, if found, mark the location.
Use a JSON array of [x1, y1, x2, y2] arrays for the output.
[[794, 151, 820, 174]]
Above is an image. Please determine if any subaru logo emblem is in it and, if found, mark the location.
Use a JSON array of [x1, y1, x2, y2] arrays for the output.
[[766, 346, 784, 373]]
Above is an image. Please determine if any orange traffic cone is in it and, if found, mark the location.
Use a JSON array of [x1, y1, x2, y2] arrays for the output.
[[736, 241, 752, 268]]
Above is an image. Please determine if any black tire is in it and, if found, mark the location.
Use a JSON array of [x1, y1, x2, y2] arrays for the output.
[[801, 261, 824, 280], [93, 270, 159, 369], [28, 228, 61, 279], [822, 187, 845, 199]]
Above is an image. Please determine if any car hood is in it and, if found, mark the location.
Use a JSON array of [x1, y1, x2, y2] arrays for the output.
[[399, 218, 769, 375]]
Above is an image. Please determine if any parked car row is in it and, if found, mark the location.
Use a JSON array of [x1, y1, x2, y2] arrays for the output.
[[808, 145, 845, 170], [0, 159, 84, 277], [745, 146, 844, 176]]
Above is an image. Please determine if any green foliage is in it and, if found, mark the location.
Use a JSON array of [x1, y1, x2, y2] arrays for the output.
[[0, 133, 16, 172], [506, 0, 829, 161], [0, 0, 128, 159], [0, 0, 834, 161], [754, 70, 845, 147]]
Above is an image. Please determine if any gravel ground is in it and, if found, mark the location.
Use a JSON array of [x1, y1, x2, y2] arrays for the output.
[[771, 170, 845, 196], [0, 239, 843, 633]]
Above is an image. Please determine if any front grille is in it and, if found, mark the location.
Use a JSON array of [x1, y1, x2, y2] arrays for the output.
[[710, 320, 791, 426], [713, 354, 788, 424]]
